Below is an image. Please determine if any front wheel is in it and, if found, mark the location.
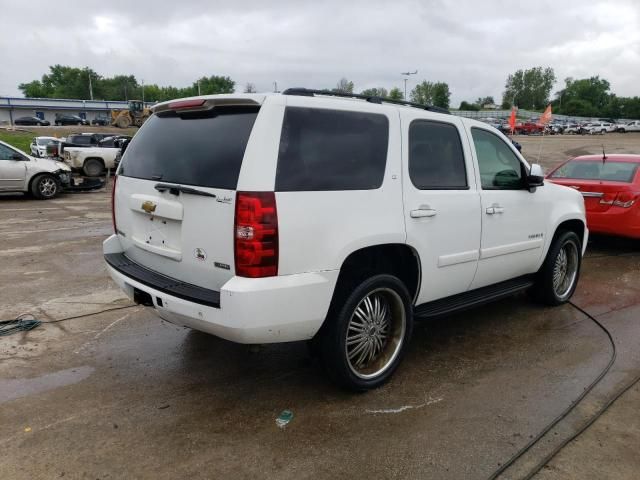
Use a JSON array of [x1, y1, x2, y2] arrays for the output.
[[30, 174, 60, 200], [531, 231, 581, 305], [317, 274, 413, 391]]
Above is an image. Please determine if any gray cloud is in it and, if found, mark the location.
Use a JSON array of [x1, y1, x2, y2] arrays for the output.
[[1, 0, 639, 106]]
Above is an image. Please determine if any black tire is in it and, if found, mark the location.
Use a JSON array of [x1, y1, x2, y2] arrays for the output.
[[30, 174, 60, 200], [619, 128, 626, 133], [55, 122, 60, 126], [83, 158, 104, 177], [531, 231, 581, 306], [317, 274, 413, 391]]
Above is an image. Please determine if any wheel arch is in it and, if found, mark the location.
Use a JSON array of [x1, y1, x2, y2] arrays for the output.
[[331, 243, 422, 306]]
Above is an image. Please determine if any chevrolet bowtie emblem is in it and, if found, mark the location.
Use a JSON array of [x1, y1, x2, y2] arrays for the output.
[[141, 200, 157, 213]]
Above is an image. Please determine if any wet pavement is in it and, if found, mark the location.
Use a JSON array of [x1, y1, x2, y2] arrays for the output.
[[1, 189, 639, 479]]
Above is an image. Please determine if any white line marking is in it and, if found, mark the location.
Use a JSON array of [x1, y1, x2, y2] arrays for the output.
[[365, 397, 443, 414]]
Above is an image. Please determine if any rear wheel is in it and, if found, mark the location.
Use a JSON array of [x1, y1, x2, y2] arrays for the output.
[[318, 274, 413, 391], [83, 158, 104, 177], [531, 231, 581, 305], [30, 174, 60, 200]]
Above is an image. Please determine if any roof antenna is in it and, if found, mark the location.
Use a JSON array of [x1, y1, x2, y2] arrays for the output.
[[602, 144, 607, 163]]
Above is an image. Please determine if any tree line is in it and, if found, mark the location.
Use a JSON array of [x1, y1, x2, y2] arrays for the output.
[[18, 65, 235, 102]]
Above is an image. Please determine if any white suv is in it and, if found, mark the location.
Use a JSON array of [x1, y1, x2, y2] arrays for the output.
[[104, 91, 588, 390]]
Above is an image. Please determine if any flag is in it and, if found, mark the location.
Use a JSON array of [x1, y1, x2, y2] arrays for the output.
[[539, 104, 552, 125], [508, 107, 517, 133]]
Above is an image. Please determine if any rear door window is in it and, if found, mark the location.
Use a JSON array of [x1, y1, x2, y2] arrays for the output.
[[119, 107, 259, 189], [409, 120, 468, 189], [551, 161, 638, 183], [275, 107, 389, 191]]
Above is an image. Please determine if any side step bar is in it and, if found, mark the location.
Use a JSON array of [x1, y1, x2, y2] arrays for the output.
[[414, 275, 535, 319]]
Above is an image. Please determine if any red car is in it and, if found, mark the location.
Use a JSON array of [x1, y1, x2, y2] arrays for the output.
[[547, 155, 640, 239], [515, 122, 545, 135]]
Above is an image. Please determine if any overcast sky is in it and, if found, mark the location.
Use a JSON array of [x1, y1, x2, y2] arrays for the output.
[[1, 0, 639, 106]]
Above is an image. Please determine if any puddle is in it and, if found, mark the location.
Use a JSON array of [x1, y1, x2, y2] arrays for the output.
[[0, 365, 94, 404]]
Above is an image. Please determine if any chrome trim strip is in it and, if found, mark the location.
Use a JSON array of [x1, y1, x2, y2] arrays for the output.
[[581, 192, 604, 198]]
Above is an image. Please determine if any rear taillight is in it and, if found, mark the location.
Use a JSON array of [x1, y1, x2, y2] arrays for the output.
[[613, 191, 636, 208], [111, 175, 117, 233], [234, 192, 278, 278], [600, 191, 637, 208]]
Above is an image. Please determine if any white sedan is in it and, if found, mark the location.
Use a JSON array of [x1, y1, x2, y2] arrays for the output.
[[0, 140, 71, 199]]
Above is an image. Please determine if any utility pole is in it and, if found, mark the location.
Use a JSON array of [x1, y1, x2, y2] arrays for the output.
[[273, 81, 279, 93], [141, 79, 145, 104], [88, 73, 93, 100], [198, 80, 201, 96], [401, 70, 417, 100]]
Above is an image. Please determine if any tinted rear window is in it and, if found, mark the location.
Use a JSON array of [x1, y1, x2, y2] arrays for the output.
[[119, 107, 259, 189], [69, 136, 92, 145], [275, 107, 389, 191], [551, 160, 638, 183]]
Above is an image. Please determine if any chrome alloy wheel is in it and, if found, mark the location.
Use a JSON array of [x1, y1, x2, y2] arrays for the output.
[[39, 177, 58, 198], [345, 288, 406, 379], [553, 240, 579, 299]]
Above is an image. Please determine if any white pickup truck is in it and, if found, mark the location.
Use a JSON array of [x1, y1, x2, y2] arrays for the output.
[[63, 146, 120, 177], [618, 120, 640, 133]]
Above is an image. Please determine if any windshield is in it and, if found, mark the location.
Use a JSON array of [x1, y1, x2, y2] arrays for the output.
[[551, 160, 639, 183], [36, 138, 55, 146]]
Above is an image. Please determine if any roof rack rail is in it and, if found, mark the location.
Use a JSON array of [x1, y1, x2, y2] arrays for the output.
[[281, 88, 450, 114]]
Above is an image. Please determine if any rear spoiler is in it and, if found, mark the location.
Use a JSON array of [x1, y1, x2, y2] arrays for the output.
[[152, 95, 264, 114]]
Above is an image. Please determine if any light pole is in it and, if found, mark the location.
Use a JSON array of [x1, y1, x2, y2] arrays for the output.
[[141, 79, 145, 104], [401, 70, 417, 100]]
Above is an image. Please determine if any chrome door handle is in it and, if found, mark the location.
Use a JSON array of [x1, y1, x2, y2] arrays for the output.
[[410, 208, 437, 218], [486, 204, 504, 215]]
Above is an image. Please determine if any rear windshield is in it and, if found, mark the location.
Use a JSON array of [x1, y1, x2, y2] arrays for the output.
[[119, 107, 259, 190], [551, 160, 639, 183], [276, 107, 389, 191]]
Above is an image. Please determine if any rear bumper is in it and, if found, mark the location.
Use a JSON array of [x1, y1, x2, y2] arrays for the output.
[[587, 208, 640, 239], [103, 235, 339, 344]]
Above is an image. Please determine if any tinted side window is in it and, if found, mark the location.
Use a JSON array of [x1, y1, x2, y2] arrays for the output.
[[409, 120, 467, 189], [471, 128, 524, 189], [0, 144, 16, 160], [276, 107, 389, 191]]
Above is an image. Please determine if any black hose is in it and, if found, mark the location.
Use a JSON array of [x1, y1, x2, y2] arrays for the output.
[[488, 300, 617, 479]]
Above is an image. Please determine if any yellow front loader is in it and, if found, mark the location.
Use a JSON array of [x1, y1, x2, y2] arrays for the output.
[[111, 100, 151, 128]]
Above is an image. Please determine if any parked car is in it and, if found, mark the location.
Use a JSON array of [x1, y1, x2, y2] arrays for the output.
[[30, 136, 58, 157], [54, 114, 89, 126], [583, 122, 616, 134], [64, 146, 121, 177], [0, 139, 71, 199], [92, 115, 111, 126], [515, 122, 545, 135], [563, 123, 581, 135], [14, 116, 50, 126], [547, 155, 640, 239], [617, 121, 640, 133], [104, 91, 587, 390]]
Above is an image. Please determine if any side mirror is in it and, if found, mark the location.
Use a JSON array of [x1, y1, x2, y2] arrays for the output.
[[12, 153, 26, 161], [527, 163, 544, 190]]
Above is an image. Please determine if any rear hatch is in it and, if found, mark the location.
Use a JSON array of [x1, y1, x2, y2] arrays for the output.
[[114, 99, 261, 291], [549, 159, 639, 212]]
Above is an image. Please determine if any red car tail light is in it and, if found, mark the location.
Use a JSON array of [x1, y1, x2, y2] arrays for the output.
[[234, 192, 278, 278], [111, 175, 117, 233], [613, 191, 637, 208]]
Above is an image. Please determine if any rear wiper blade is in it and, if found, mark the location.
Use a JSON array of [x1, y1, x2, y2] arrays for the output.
[[154, 183, 216, 198]]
